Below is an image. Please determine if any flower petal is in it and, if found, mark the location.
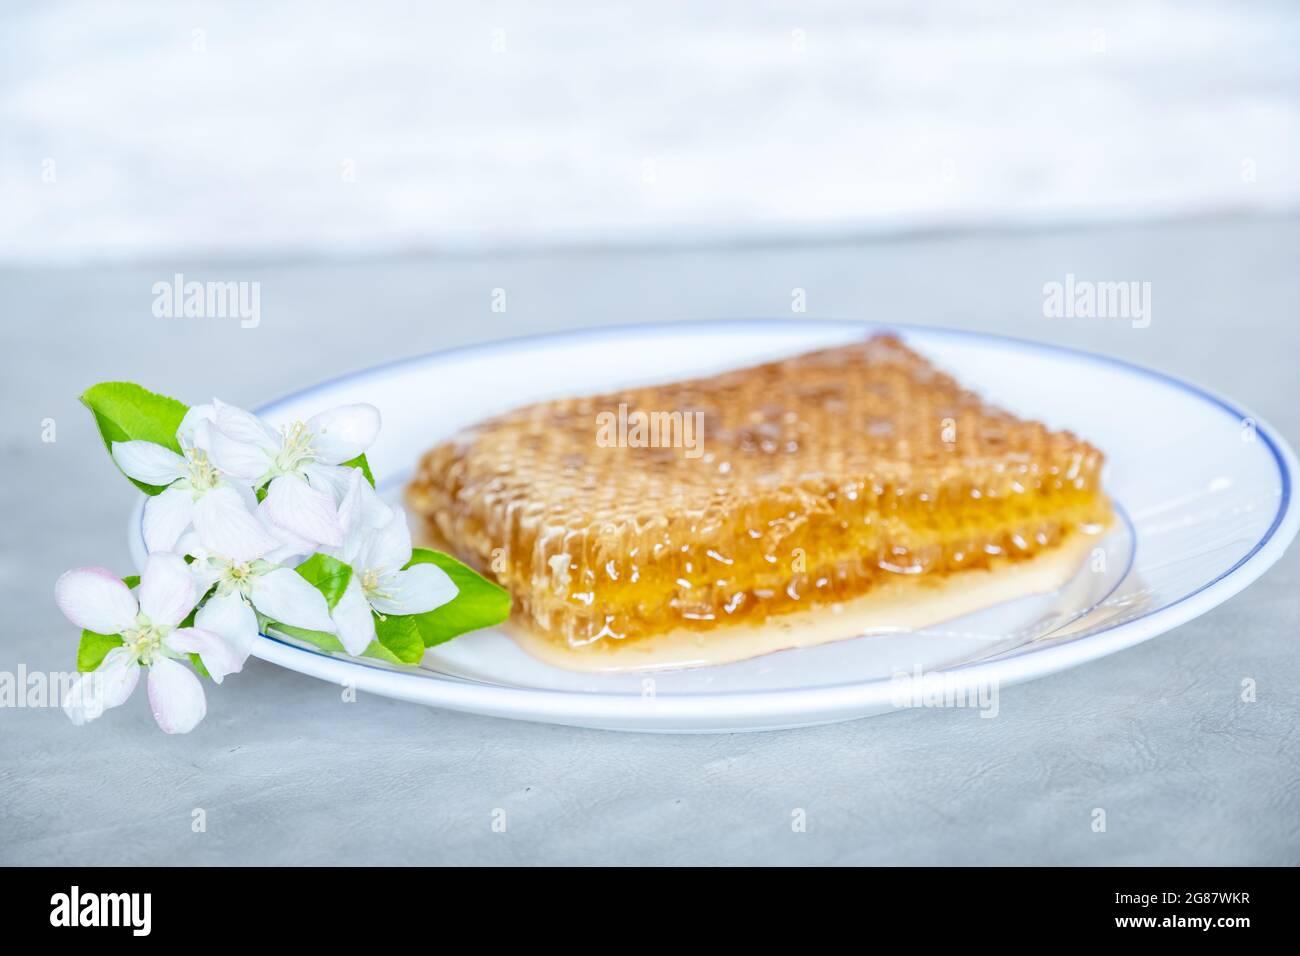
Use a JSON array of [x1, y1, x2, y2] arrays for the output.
[[330, 470, 366, 564], [331, 577, 377, 656], [54, 567, 138, 634], [360, 508, 414, 575], [186, 551, 223, 593], [147, 657, 206, 733], [302, 461, 365, 508], [176, 403, 216, 450], [330, 468, 394, 564], [250, 567, 336, 632], [192, 485, 278, 562], [141, 486, 195, 554], [194, 591, 260, 659], [370, 563, 458, 616], [110, 440, 186, 486], [212, 399, 280, 451], [306, 403, 381, 465], [262, 474, 342, 548], [138, 552, 198, 626], [255, 501, 318, 565], [205, 425, 272, 482], [165, 626, 245, 684], [63, 646, 140, 725], [336, 466, 393, 530]]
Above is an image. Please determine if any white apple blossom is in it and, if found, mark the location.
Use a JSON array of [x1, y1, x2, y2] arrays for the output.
[[55, 553, 245, 734], [202, 400, 380, 549], [58, 376, 496, 738], [182, 527, 339, 661], [111, 404, 278, 559], [327, 471, 457, 655]]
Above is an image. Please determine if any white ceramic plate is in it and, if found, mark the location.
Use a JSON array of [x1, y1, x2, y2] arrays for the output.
[[127, 321, 1298, 732]]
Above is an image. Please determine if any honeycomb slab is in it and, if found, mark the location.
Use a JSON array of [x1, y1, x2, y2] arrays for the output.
[[407, 335, 1112, 668]]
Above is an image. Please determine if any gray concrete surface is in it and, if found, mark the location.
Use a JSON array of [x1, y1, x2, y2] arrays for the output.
[[1, 216, 1297, 864]]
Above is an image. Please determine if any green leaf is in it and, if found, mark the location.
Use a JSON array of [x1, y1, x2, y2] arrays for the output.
[[189, 654, 210, 678], [341, 453, 376, 487], [294, 553, 352, 609], [271, 622, 343, 652], [80, 383, 189, 495], [404, 548, 511, 647], [373, 613, 426, 664], [270, 622, 403, 665], [77, 630, 125, 673]]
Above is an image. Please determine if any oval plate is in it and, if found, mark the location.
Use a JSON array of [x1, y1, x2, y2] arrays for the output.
[[127, 321, 1298, 732]]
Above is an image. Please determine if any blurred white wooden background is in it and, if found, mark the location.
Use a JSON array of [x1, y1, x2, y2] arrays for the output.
[[1, 0, 1297, 263]]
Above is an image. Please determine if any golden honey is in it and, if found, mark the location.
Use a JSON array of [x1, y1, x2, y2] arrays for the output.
[[407, 335, 1112, 655]]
